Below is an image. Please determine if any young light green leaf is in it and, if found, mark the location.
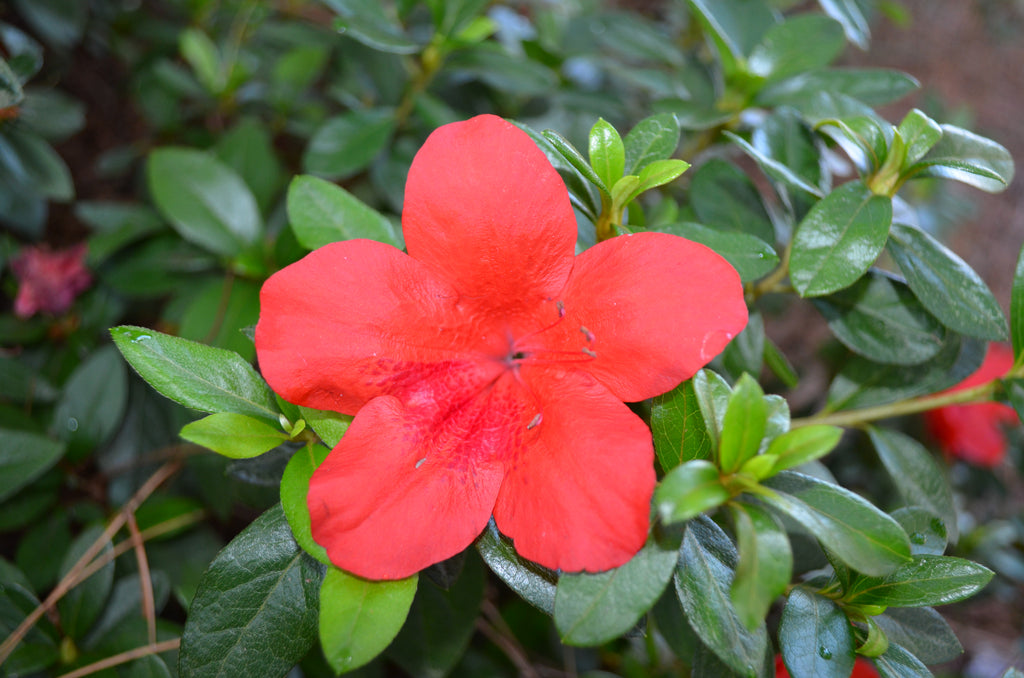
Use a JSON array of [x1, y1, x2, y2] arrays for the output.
[[888, 222, 1007, 341], [778, 587, 855, 678], [655, 460, 730, 525], [319, 567, 417, 674], [718, 374, 768, 473], [179, 28, 222, 94], [636, 158, 689, 193], [610, 174, 640, 211], [908, 124, 1014, 192], [298, 406, 351, 449], [897, 109, 943, 167], [303, 108, 396, 180], [730, 503, 792, 630], [287, 175, 401, 249], [867, 427, 958, 543], [180, 505, 323, 678], [693, 368, 732, 444], [0, 428, 65, 502], [764, 471, 912, 576], [589, 118, 625, 192], [623, 113, 680, 176], [180, 413, 287, 459], [790, 180, 892, 297], [651, 378, 714, 472], [845, 555, 993, 607], [147, 147, 262, 257], [111, 326, 280, 424], [555, 540, 677, 645], [542, 128, 609, 195], [280, 443, 331, 565], [766, 425, 843, 475]]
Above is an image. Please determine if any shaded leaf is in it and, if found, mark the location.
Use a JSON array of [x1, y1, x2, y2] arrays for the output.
[[874, 607, 962, 665], [658, 221, 778, 282], [476, 521, 556, 614], [0, 428, 64, 503], [689, 158, 775, 243], [287, 174, 401, 249], [730, 503, 791, 629], [778, 587, 855, 678], [303, 109, 396, 180], [57, 524, 114, 640]]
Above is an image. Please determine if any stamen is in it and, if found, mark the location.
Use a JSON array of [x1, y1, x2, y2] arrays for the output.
[[527, 413, 542, 429], [415, 457, 427, 469]]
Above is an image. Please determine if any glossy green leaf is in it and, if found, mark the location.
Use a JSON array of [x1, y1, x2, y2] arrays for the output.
[[589, 118, 625, 192], [147, 147, 262, 257], [778, 587, 855, 678], [651, 378, 713, 471], [891, 507, 948, 557], [298, 406, 351, 449], [542, 129, 609, 195], [387, 553, 485, 678], [730, 503, 791, 630], [322, 0, 421, 53], [874, 607, 962, 665], [57, 524, 114, 640], [689, 159, 775, 243], [656, 460, 730, 525], [908, 124, 1014, 192], [51, 345, 128, 459], [623, 113, 680, 175], [675, 516, 768, 677], [180, 413, 287, 459], [812, 272, 945, 365], [756, 109, 828, 195], [718, 374, 767, 473], [867, 427, 957, 543], [303, 108, 396, 180], [287, 174, 401, 249], [657, 222, 778, 282], [816, 115, 890, 174], [610, 175, 641, 210], [319, 567, 417, 674], [555, 539, 677, 645], [724, 130, 824, 199], [748, 14, 844, 81], [790, 181, 892, 297], [764, 471, 911, 576], [873, 643, 930, 678], [476, 522, 556, 614], [634, 158, 689, 195], [111, 326, 279, 424], [845, 555, 992, 607], [758, 69, 919, 109], [818, 0, 870, 47], [888, 222, 1007, 341], [0, 428, 64, 502], [280, 443, 331, 565], [1013, 241, 1024, 359], [766, 425, 843, 475], [179, 504, 323, 678], [897, 109, 943, 167], [688, 0, 775, 65], [693, 368, 732, 443]]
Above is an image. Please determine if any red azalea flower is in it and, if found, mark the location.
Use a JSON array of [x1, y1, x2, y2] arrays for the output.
[[255, 115, 747, 580], [923, 343, 1018, 467], [10, 243, 92, 318], [774, 654, 879, 678]]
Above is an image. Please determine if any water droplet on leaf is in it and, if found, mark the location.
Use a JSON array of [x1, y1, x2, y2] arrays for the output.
[[818, 645, 833, 660], [66, 417, 79, 432], [910, 531, 926, 545]]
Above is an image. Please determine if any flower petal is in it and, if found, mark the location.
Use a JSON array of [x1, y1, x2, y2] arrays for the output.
[[925, 402, 1016, 467], [492, 367, 655, 573], [308, 372, 527, 580], [256, 239, 507, 414], [528, 232, 747, 402], [402, 115, 577, 309]]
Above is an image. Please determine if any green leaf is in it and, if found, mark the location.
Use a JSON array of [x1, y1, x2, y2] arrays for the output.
[[303, 108, 396, 180], [908, 124, 1014, 192], [891, 507, 948, 556], [790, 181, 892, 297], [763, 471, 911, 576], [867, 427, 958, 543], [778, 587, 855, 678], [610, 175, 641, 210], [874, 607, 962, 665], [287, 174, 401, 249], [0, 429, 64, 502], [542, 129, 609, 195], [723, 311, 766, 380], [322, 0, 421, 53], [0, 129, 73, 201], [180, 413, 287, 459], [147, 147, 262, 257], [179, 504, 324, 678], [816, 115, 890, 174], [896, 109, 943, 167], [281, 443, 332, 565], [651, 378, 713, 471], [1013, 241, 1024, 359], [623, 113, 680, 176], [298, 406, 351, 449], [724, 130, 824, 199], [10, 0, 86, 49], [589, 118, 625, 192], [758, 69, 919, 109], [888, 222, 1007, 341], [634, 158, 689, 195], [693, 369, 732, 443], [845, 555, 992, 607], [748, 14, 845, 81], [718, 374, 767, 473], [319, 567, 417, 674], [656, 460, 730, 525], [111, 326, 280, 424], [51, 345, 128, 460], [179, 28, 222, 94], [812, 271, 945, 365], [730, 503, 791, 630], [688, 0, 775, 66], [766, 425, 843, 475], [0, 57, 24, 108], [0, 564, 59, 675], [874, 643, 930, 678], [555, 540, 678, 645], [387, 553, 485, 678], [657, 222, 778, 283], [475, 522, 556, 614], [818, 0, 871, 48], [444, 44, 557, 95], [764, 336, 799, 388], [177, 277, 262, 362], [57, 524, 114, 640], [214, 117, 285, 213], [689, 158, 775, 244], [675, 516, 769, 677]]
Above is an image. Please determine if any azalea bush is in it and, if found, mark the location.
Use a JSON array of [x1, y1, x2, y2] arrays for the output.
[[2, 1, 1024, 678]]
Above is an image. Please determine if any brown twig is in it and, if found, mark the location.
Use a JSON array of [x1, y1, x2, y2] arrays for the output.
[[126, 512, 157, 645], [477, 599, 541, 678], [55, 638, 181, 678]]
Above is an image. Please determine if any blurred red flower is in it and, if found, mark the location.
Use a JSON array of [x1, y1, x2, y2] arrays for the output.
[[924, 343, 1018, 467], [10, 243, 92, 318], [774, 654, 879, 677], [256, 115, 747, 580]]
